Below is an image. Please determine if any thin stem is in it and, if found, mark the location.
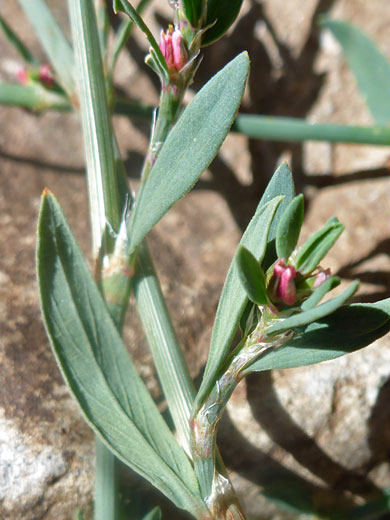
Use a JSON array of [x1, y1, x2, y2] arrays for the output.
[[68, 1, 125, 519], [140, 85, 184, 182], [68, 0, 123, 257], [94, 438, 120, 520], [0, 83, 70, 111], [113, 101, 390, 146], [232, 114, 390, 145], [191, 325, 292, 517]]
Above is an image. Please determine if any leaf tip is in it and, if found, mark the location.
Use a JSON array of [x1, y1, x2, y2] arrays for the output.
[[42, 187, 53, 197], [112, 0, 121, 13]]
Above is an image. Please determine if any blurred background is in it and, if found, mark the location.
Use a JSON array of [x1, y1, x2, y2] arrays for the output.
[[0, 0, 389, 518]]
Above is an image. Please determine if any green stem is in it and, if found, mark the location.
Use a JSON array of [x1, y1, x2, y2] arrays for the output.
[[113, 100, 390, 146], [68, 0, 123, 257], [191, 326, 291, 517], [232, 114, 390, 145], [5, 85, 390, 147], [0, 83, 70, 111], [94, 438, 120, 520], [67, 1, 125, 519], [140, 85, 184, 182]]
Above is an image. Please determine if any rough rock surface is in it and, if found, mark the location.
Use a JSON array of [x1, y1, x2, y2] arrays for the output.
[[0, 0, 389, 518]]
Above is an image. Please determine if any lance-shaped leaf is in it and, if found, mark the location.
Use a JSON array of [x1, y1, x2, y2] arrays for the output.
[[295, 217, 344, 275], [320, 17, 390, 125], [301, 276, 340, 311], [143, 508, 162, 520], [126, 52, 250, 257], [110, 0, 153, 75], [237, 246, 268, 305], [194, 196, 283, 411], [113, 0, 169, 83], [246, 298, 390, 373], [265, 280, 359, 336], [18, 0, 75, 96], [0, 15, 37, 64], [37, 192, 206, 517], [237, 162, 296, 338], [276, 194, 304, 261], [261, 162, 296, 271], [181, 0, 204, 27], [202, 0, 244, 46]]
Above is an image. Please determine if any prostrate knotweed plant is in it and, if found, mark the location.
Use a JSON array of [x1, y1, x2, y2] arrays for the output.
[[1, 0, 387, 518]]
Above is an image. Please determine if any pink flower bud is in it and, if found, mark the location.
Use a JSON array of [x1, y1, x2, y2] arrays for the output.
[[171, 29, 187, 70], [16, 68, 28, 85], [272, 259, 297, 306], [159, 25, 187, 72], [39, 64, 54, 86]]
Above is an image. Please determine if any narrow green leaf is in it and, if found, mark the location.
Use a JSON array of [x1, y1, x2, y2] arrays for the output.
[[262, 480, 315, 515], [94, 0, 109, 66], [142, 507, 162, 520], [247, 299, 390, 373], [0, 15, 37, 64], [236, 247, 268, 305], [0, 83, 70, 111], [202, 0, 244, 46], [113, 0, 169, 82], [181, 0, 203, 27], [266, 280, 359, 336], [239, 301, 258, 335], [133, 241, 196, 453], [295, 217, 344, 275], [301, 276, 340, 311], [320, 17, 390, 125], [276, 194, 304, 261], [110, 0, 153, 75], [126, 52, 250, 257], [260, 162, 296, 271], [194, 196, 283, 411], [18, 0, 75, 95], [37, 192, 206, 517]]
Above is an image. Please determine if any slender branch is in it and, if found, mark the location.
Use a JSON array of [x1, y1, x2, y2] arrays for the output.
[[232, 114, 390, 145], [140, 85, 184, 182], [94, 438, 120, 520]]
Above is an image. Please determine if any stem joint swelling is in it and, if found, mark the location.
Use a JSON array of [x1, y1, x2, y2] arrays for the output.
[[191, 323, 293, 517]]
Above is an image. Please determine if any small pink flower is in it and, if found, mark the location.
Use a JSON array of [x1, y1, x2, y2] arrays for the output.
[[39, 64, 54, 86], [314, 268, 331, 288], [273, 259, 297, 306], [159, 25, 187, 72], [16, 68, 28, 85]]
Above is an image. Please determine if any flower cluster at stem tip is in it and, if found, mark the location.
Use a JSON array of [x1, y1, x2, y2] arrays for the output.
[[269, 258, 331, 308], [159, 24, 188, 74], [16, 64, 54, 88]]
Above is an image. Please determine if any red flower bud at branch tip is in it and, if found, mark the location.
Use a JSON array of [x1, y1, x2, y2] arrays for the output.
[[39, 64, 54, 86], [273, 259, 297, 306], [159, 25, 188, 72]]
